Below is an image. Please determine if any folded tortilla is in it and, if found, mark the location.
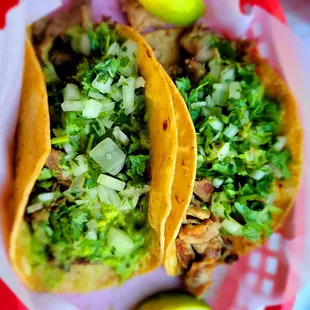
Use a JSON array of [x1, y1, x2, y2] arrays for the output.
[[9, 25, 178, 292]]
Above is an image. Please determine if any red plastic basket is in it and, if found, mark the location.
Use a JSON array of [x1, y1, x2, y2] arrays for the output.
[[0, 0, 292, 309]]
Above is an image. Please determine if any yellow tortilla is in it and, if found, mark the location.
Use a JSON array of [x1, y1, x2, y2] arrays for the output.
[[9, 26, 178, 292], [164, 53, 303, 273], [160, 69, 197, 276]]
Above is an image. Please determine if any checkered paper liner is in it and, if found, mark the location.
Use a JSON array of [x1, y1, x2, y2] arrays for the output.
[[0, 1, 309, 309]]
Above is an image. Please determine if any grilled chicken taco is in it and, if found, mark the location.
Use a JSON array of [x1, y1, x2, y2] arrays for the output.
[[122, 1, 303, 296], [10, 2, 178, 292]]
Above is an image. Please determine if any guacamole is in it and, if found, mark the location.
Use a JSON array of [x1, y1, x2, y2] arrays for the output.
[[26, 22, 152, 281]]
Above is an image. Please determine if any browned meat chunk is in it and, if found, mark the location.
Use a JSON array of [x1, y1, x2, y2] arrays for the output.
[[193, 179, 214, 203], [30, 208, 50, 223], [193, 236, 222, 262], [184, 259, 216, 297], [179, 219, 219, 244], [180, 25, 216, 62], [185, 58, 206, 83], [33, 0, 91, 63], [121, 0, 166, 32], [186, 205, 210, 220], [175, 237, 195, 269], [143, 28, 184, 74], [45, 149, 70, 187], [182, 216, 200, 225]]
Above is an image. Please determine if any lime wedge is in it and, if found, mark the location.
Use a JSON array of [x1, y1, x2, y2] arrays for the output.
[[136, 291, 211, 310], [138, 0, 205, 27]]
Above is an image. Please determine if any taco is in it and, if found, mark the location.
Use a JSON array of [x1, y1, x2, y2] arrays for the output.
[[122, 2, 303, 296], [163, 27, 303, 295], [9, 3, 178, 292]]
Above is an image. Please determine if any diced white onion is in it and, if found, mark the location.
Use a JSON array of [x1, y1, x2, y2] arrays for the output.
[[63, 143, 75, 155], [107, 42, 120, 56], [100, 98, 115, 112], [61, 101, 84, 112], [97, 185, 121, 209], [80, 33, 91, 56], [119, 196, 139, 211], [208, 116, 223, 131], [274, 136, 286, 152], [241, 110, 249, 125], [87, 188, 98, 200], [120, 40, 138, 59], [209, 60, 221, 79], [92, 75, 113, 94], [218, 142, 230, 161], [82, 99, 102, 119], [122, 77, 136, 115], [135, 76, 145, 88], [89, 138, 126, 176], [27, 202, 44, 214], [201, 107, 210, 117], [88, 90, 105, 100], [191, 101, 207, 110], [63, 83, 80, 101], [213, 178, 224, 188], [111, 84, 122, 102], [113, 126, 130, 146], [71, 155, 89, 176], [249, 169, 265, 180], [97, 174, 126, 191], [212, 84, 229, 106], [206, 95, 215, 107], [119, 184, 150, 197], [100, 113, 115, 129], [37, 192, 55, 203], [220, 68, 235, 83], [85, 230, 97, 240], [224, 124, 238, 138], [221, 218, 243, 235], [107, 227, 134, 257], [87, 219, 97, 230], [229, 81, 241, 99]]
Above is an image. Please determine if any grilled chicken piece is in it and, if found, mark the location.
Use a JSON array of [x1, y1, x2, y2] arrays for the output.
[[176, 237, 195, 269], [179, 219, 220, 244], [193, 179, 214, 203], [186, 205, 210, 220], [121, 0, 166, 32], [193, 236, 222, 262], [143, 28, 184, 75], [185, 58, 206, 83], [45, 149, 71, 187], [184, 259, 216, 297], [182, 216, 200, 225], [180, 25, 215, 62]]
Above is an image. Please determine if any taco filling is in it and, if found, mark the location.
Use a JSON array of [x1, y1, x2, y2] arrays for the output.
[[25, 21, 155, 283], [172, 26, 293, 293]]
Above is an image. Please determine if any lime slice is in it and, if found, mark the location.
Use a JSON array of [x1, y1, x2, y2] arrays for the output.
[[138, 0, 205, 27], [136, 291, 211, 310]]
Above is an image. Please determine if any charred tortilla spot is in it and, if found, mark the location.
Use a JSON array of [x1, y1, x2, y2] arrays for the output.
[[146, 48, 151, 58], [162, 119, 168, 130], [175, 195, 181, 204]]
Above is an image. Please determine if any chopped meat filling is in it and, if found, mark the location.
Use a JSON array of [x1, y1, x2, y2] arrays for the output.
[[121, 0, 166, 32], [186, 205, 210, 220], [193, 179, 214, 203], [179, 219, 219, 244], [184, 259, 216, 297], [185, 58, 206, 83], [143, 28, 184, 75], [180, 24, 216, 62], [176, 237, 195, 269], [45, 149, 70, 187], [193, 236, 221, 261]]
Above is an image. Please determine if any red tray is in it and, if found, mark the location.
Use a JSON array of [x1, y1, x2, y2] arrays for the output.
[[0, 0, 293, 309]]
